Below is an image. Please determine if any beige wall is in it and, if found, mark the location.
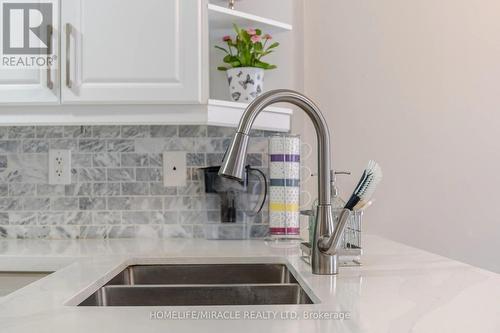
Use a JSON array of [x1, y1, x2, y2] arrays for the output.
[[303, 0, 500, 272]]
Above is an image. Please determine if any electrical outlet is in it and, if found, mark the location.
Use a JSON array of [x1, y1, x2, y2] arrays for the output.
[[163, 152, 186, 187], [49, 150, 72, 185]]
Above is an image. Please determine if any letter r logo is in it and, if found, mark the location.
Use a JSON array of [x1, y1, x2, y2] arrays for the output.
[[2, 2, 53, 54]]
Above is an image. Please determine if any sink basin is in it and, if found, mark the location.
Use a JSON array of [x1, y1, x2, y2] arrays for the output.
[[80, 284, 312, 306], [78, 263, 314, 306], [0, 272, 53, 297], [105, 263, 298, 285]]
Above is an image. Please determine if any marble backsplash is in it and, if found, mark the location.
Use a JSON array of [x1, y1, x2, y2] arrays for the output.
[[0, 125, 273, 239]]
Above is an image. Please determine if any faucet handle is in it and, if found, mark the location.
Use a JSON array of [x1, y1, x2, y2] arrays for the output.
[[318, 208, 351, 255]]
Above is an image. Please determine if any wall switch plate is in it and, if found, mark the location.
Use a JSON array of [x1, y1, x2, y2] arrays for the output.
[[163, 152, 187, 187], [49, 149, 72, 185]]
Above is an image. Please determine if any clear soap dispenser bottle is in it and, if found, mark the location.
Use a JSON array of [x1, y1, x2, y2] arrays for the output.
[[330, 170, 351, 233], [330, 170, 351, 209], [308, 170, 350, 243]]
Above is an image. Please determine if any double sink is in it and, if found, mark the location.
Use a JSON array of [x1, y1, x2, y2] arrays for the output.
[[79, 263, 314, 306]]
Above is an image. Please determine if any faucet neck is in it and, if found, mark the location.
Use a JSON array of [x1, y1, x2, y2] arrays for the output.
[[234, 89, 332, 205]]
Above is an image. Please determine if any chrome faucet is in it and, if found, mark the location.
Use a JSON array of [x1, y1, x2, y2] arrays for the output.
[[219, 89, 351, 275]]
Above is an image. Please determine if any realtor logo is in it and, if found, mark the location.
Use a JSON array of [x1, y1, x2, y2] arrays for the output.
[[2, 2, 52, 54], [1, 0, 57, 68]]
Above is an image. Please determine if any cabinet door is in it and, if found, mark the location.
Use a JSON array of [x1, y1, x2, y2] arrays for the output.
[[0, 69, 58, 104], [0, 21, 59, 104], [61, 0, 204, 104]]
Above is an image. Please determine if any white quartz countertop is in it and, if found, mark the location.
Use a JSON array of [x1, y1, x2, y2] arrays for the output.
[[1, 235, 500, 333]]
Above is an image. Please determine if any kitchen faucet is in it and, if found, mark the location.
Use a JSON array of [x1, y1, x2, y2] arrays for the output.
[[219, 89, 351, 275]]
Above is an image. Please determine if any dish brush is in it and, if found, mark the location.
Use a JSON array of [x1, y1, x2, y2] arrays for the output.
[[344, 160, 382, 211]]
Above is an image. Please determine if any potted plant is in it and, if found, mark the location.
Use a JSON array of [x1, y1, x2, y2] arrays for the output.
[[215, 24, 279, 102]]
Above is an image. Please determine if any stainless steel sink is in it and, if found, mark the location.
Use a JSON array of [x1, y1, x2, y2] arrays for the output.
[[105, 264, 298, 285], [80, 284, 312, 306], [79, 263, 314, 306]]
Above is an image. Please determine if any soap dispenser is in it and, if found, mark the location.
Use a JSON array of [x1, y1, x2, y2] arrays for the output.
[[330, 170, 351, 209], [307, 170, 350, 243]]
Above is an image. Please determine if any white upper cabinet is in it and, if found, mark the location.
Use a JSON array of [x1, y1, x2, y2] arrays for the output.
[[61, 0, 204, 104]]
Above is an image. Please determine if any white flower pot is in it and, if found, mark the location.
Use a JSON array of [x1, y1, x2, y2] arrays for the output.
[[226, 67, 264, 102]]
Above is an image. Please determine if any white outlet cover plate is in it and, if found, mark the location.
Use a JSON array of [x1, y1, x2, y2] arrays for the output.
[[163, 152, 187, 187], [48, 149, 72, 185]]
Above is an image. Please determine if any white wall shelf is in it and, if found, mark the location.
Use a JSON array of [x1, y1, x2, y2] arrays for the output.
[[0, 100, 291, 131], [208, 4, 293, 33], [206, 99, 291, 131]]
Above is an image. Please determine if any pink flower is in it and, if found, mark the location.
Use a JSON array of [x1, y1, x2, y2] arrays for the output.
[[251, 35, 261, 43], [222, 35, 231, 42], [264, 34, 272, 40], [246, 28, 257, 35]]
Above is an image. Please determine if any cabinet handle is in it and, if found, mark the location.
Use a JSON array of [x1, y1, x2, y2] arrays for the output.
[[46, 24, 54, 90], [65, 23, 73, 89]]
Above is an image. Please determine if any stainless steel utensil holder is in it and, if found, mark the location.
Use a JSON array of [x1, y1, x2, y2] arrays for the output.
[[300, 209, 363, 266]]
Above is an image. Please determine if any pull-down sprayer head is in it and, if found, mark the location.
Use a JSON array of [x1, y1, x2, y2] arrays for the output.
[[218, 132, 249, 181]]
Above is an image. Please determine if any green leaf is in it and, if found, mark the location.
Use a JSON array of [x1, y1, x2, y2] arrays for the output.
[[236, 26, 251, 44], [223, 55, 239, 64], [242, 31, 251, 43], [254, 60, 277, 70], [255, 29, 262, 36], [259, 50, 273, 57], [217, 66, 229, 71], [214, 45, 229, 54], [267, 42, 280, 50], [233, 23, 240, 35]]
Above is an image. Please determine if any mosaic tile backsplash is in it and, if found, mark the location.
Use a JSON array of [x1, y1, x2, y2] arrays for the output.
[[0, 125, 273, 239]]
